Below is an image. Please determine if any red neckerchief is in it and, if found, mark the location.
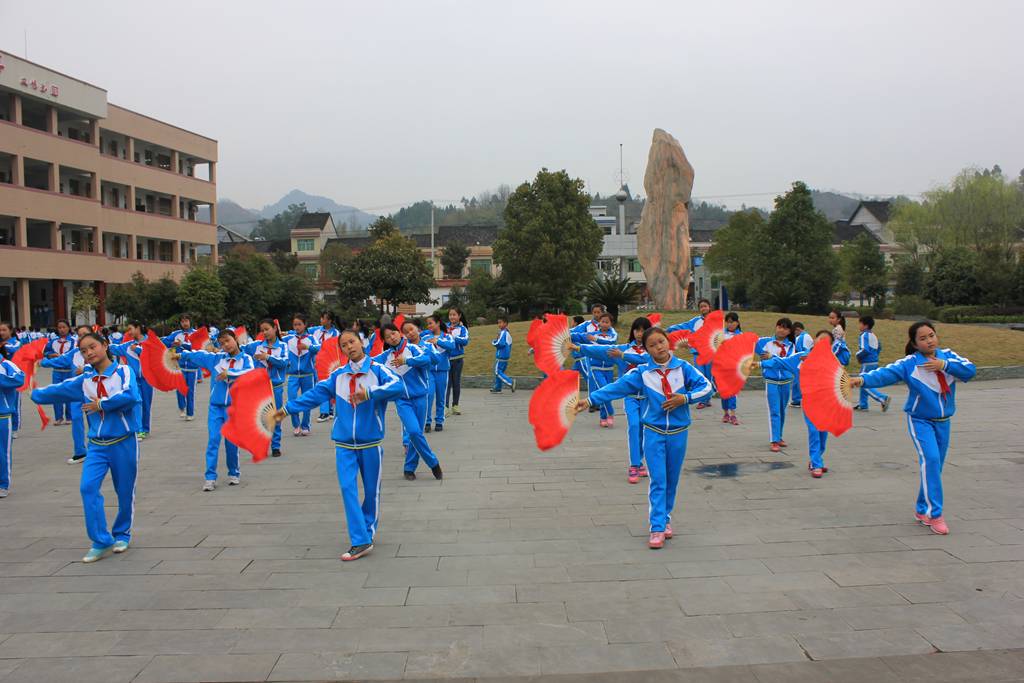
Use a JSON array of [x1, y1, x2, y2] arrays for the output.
[[773, 340, 788, 357], [655, 367, 674, 397], [348, 372, 366, 405], [57, 338, 69, 354], [91, 375, 108, 398], [391, 340, 407, 359], [932, 357, 951, 398], [228, 357, 236, 369], [296, 333, 307, 355]]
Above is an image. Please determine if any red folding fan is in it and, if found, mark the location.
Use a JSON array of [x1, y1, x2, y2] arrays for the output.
[[393, 314, 406, 331], [687, 310, 725, 366], [234, 326, 249, 344], [528, 369, 581, 451], [711, 332, 759, 399], [187, 326, 210, 351], [647, 313, 662, 327], [800, 340, 855, 437], [223, 368, 276, 462], [12, 338, 47, 392], [667, 329, 691, 354], [532, 314, 572, 375], [315, 336, 348, 381], [140, 333, 188, 395], [370, 329, 384, 356], [526, 318, 543, 350]]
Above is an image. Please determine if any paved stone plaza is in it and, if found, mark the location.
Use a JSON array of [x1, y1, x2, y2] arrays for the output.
[[1, 379, 1023, 682]]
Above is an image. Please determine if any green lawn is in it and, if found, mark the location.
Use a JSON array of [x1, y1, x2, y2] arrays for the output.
[[461, 311, 1024, 377]]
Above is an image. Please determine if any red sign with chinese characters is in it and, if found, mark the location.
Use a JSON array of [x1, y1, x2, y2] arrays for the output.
[[20, 76, 59, 97]]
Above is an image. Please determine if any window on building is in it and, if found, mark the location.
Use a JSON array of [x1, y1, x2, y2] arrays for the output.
[[469, 258, 491, 273], [296, 238, 315, 251], [628, 258, 643, 273], [302, 263, 319, 278]]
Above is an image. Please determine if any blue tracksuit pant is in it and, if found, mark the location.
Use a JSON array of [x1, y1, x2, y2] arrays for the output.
[[271, 382, 284, 450], [804, 413, 828, 469], [591, 368, 615, 419], [205, 404, 239, 481], [791, 367, 803, 404], [52, 369, 72, 420], [858, 362, 889, 409], [399, 397, 440, 472], [287, 374, 314, 430], [695, 362, 714, 406], [625, 396, 644, 468], [493, 360, 513, 391], [11, 392, 20, 433], [765, 381, 792, 443], [80, 435, 139, 549], [425, 371, 447, 426], [70, 401, 86, 457], [0, 415, 12, 490], [176, 369, 198, 417], [335, 443, 383, 547], [721, 395, 737, 411], [907, 415, 951, 518], [643, 427, 688, 532], [136, 378, 153, 433]]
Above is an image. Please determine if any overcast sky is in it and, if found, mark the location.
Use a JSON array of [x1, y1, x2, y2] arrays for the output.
[[2, 1, 1021, 213]]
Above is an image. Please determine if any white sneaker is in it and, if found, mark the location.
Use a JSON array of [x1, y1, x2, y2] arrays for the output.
[[11, 432, 17, 439], [293, 427, 301, 436], [300, 428, 310, 437], [179, 411, 186, 419], [228, 475, 240, 486], [185, 415, 194, 422], [203, 480, 216, 492], [0, 488, 8, 498]]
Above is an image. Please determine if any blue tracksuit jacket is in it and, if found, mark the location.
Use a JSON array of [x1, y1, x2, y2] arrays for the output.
[[32, 363, 141, 439], [860, 349, 976, 420], [373, 340, 432, 399], [492, 329, 512, 361], [588, 357, 712, 433], [282, 332, 320, 375], [177, 350, 255, 406], [447, 324, 470, 360], [244, 339, 289, 386]]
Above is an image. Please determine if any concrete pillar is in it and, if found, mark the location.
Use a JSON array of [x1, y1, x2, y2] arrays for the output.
[[211, 242, 219, 264], [12, 95, 22, 125], [48, 162, 59, 193], [208, 161, 217, 184], [93, 225, 103, 253], [53, 279, 66, 320], [171, 194, 180, 218], [95, 281, 106, 325], [15, 278, 31, 328], [90, 172, 99, 200], [89, 119, 100, 147], [209, 201, 217, 226], [127, 137, 134, 163], [127, 234, 137, 260], [11, 154, 22, 186], [128, 185, 136, 211], [171, 150, 179, 174], [15, 216, 27, 247], [47, 106, 58, 134], [50, 222, 60, 250]]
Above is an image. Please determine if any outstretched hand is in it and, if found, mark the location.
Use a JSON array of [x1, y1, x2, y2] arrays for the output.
[[662, 394, 688, 411], [574, 398, 590, 414]]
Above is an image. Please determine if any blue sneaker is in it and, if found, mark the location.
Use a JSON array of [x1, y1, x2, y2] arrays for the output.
[[82, 546, 113, 563], [112, 541, 129, 554]]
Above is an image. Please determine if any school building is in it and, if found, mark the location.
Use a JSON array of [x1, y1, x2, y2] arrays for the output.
[[0, 50, 218, 328]]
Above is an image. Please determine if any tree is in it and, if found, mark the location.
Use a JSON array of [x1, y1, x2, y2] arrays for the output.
[[177, 266, 227, 323], [319, 242, 352, 282], [70, 284, 99, 324], [145, 275, 181, 324], [923, 248, 980, 306], [270, 250, 299, 274], [704, 209, 766, 307], [368, 216, 398, 241], [838, 233, 888, 307], [465, 270, 500, 320], [441, 240, 470, 279], [271, 272, 315, 322], [218, 252, 281, 326], [334, 233, 434, 315], [252, 203, 306, 241], [493, 168, 603, 315], [585, 274, 640, 322], [894, 258, 924, 296], [106, 272, 149, 322]]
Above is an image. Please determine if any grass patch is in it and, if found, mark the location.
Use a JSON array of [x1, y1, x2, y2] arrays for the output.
[[460, 311, 1024, 377]]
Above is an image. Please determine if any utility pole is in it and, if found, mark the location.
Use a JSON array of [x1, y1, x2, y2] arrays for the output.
[[430, 202, 435, 279]]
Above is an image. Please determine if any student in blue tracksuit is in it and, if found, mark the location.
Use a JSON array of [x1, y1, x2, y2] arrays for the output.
[[789, 321, 813, 408], [282, 314, 320, 436], [312, 311, 341, 422], [572, 312, 619, 425], [40, 326, 93, 464], [575, 315, 653, 484], [162, 315, 199, 421], [376, 323, 443, 481], [0, 322, 22, 437], [445, 307, 470, 415], [420, 314, 450, 433], [490, 316, 515, 393], [32, 332, 141, 563], [855, 315, 891, 412], [176, 329, 255, 491], [666, 298, 715, 409], [756, 318, 796, 452], [570, 305, 605, 414], [720, 312, 744, 425], [0, 357, 26, 497], [44, 319, 76, 424], [276, 329, 404, 561], [578, 326, 711, 549], [109, 322, 154, 441], [851, 321, 976, 535], [244, 318, 290, 458]]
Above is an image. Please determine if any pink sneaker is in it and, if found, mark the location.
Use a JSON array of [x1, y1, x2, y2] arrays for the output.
[[770, 442, 780, 453], [628, 466, 640, 484], [696, 403, 708, 410], [811, 468, 823, 478], [730, 415, 739, 425], [778, 440, 788, 448], [293, 427, 301, 437], [648, 532, 665, 549], [929, 517, 949, 535], [665, 523, 673, 539], [722, 414, 730, 423], [599, 419, 608, 428], [914, 512, 930, 525], [300, 428, 310, 436], [638, 465, 649, 478], [606, 416, 614, 428]]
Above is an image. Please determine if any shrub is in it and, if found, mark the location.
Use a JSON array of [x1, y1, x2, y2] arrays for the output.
[[932, 305, 1024, 323], [893, 295, 937, 318]]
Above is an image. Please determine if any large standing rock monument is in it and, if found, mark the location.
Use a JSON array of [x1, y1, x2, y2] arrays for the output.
[[636, 128, 694, 310]]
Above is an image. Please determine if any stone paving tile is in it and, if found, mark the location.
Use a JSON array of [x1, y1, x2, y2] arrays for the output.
[[108, 628, 243, 655], [216, 606, 340, 629], [268, 651, 408, 681], [667, 635, 808, 668], [880, 649, 1024, 681], [0, 631, 120, 658], [0, 655, 151, 683], [134, 653, 280, 682], [795, 628, 937, 660]]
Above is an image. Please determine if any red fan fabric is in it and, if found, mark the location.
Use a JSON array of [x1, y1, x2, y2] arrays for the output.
[[667, 329, 690, 353], [647, 313, 662, 327], [532, 314, 571, 375], [255, 332, 265, 342], [393, 314, 406, 331], [187, 326, 210, 351], [223, 368, 276, 462], [370, 329, 384, 356], [140, 333, 188, 395], [688, 310, 725, 366], [12, 338, 47, 392], [315, 337, 348, 382], [526, 318, 544, 349], [800, 341, 854, 437], [528, 369, 581, 451], [234, 326, 249, 344], [711, 332, 759, 399]]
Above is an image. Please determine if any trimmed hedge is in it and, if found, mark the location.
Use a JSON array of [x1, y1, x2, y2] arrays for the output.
[[933, 305, 1024, 323]]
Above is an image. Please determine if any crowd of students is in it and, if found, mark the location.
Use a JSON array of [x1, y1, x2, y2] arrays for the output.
[[0, 303, 976, 560]]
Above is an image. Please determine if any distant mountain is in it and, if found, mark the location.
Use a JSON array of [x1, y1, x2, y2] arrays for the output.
[[258, 189, 377, 232], [810, 190, 862, 222], [200, 199, 260, 235]]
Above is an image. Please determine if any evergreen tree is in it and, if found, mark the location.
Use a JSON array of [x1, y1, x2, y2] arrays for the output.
[[441, 240, 470, 279], [177, 267, 227, 323]]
